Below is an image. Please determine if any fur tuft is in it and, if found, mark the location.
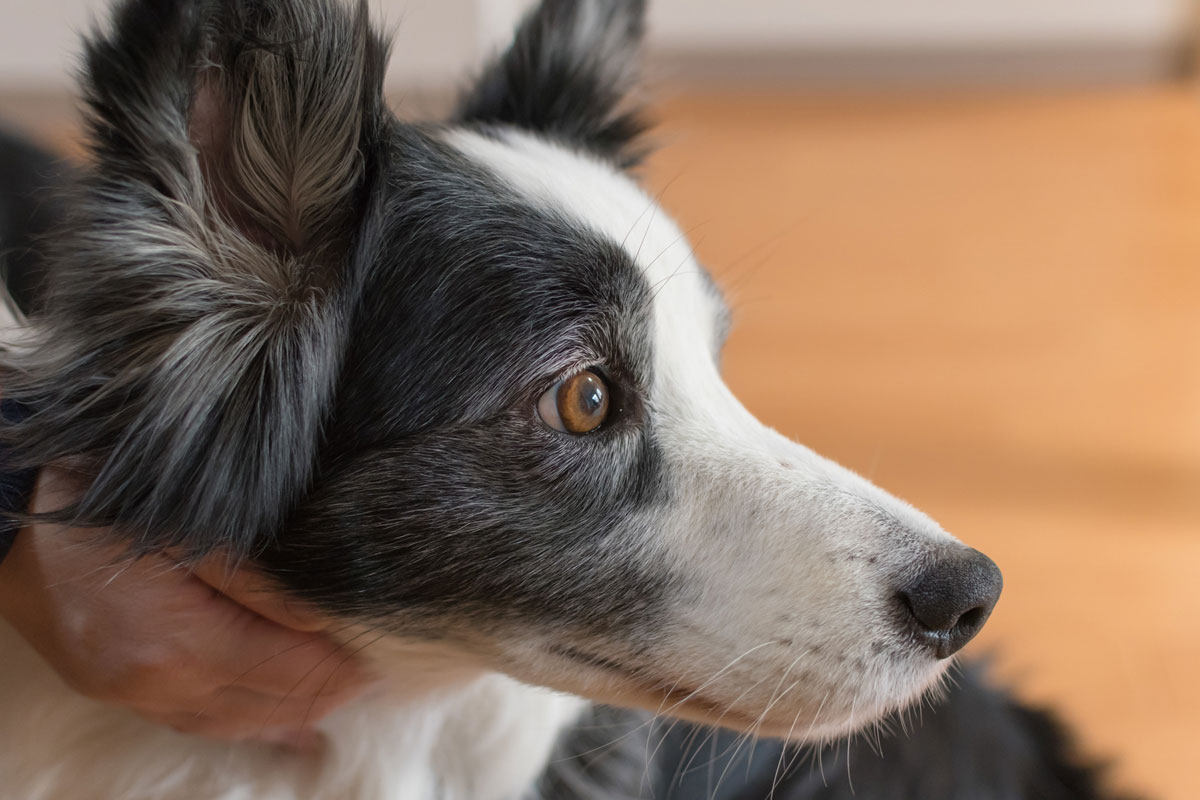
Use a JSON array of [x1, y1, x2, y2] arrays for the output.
[[457, 0, 650, 169], [0, 0, 389, 554]]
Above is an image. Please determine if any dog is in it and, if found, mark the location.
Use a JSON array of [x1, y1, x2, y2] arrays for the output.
[[0, 1, 1130, 798]]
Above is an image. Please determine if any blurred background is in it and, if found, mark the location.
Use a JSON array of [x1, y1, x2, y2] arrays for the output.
[[2, 2, 1197, 799]]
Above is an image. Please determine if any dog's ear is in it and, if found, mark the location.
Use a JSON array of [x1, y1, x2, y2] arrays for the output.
[[456, 0, 649, 168], [0, 0, 389, 555]]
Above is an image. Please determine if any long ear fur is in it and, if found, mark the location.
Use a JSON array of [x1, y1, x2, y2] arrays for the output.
[[456, 0, 649, 168], [0, 0, 389, 555]]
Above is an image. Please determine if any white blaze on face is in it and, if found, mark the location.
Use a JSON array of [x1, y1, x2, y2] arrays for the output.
[[445, 127, 959, 739]]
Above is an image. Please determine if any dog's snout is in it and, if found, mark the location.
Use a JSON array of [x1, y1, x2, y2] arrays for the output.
[[897, 547, 1003, 659]]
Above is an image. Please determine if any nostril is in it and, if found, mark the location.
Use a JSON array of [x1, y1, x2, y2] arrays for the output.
[[955, 604, 987, 633], [897, 547, 1003, 659], [898, 586, 961, 633]]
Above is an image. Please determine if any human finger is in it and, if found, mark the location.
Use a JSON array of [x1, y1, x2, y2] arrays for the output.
[[192, 600, 370, 701], [191, 557, 329, 633]]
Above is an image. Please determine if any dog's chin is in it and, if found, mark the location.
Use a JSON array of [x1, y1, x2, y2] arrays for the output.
[[510, 645, 953, 743]]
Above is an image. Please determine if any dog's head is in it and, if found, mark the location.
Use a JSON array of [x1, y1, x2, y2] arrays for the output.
[[4, 0, 1001, 739]]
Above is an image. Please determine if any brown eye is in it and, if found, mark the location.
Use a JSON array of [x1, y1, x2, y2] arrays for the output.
[[537, 369, 611, 434]]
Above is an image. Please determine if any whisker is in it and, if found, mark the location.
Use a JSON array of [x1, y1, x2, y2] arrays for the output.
[[666, 722, 707, 792], [301, 629, 386, 728], [620, 197, 657, 252], [635, 640, 780, 793], [255, 627, 376, 736], [194, 620, 361, 721], [845, 689, 859, 795], [788, 689, 831, 784], [623, 170, 686, 252], [744, 652, 807, 775], [670, 667, 778, 779], [562, 640, 778, 781], [642, 221, 701, 278], [719, 218, 810, 286], [769, 705, 808, 799], [633, 195, 659, 265], [713, 666, 807, 799]]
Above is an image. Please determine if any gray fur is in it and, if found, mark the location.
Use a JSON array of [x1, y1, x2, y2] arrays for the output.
[[0, 0, 388, 553]]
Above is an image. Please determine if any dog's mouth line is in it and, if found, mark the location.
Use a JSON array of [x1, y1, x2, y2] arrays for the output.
[[542, 642, 938, 738], [546, 644, 762, 726]]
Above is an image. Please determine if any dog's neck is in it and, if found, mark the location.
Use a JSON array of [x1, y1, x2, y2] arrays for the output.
[[318, 671, 585, 800], [327, 638, 586, 800]]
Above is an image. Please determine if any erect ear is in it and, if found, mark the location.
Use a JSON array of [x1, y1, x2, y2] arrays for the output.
[[456, 0, 650, 168], [0, 0, 389, 555]]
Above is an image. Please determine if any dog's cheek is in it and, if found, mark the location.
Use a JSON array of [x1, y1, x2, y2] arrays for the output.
[[268, 419, 677, 639]]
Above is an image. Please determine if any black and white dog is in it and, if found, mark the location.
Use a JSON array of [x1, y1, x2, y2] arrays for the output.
[[0, 1, 1128, 798]]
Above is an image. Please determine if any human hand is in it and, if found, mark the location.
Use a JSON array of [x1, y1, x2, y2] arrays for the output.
[[0, 467, 369, 748]]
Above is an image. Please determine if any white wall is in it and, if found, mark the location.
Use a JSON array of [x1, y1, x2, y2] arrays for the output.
[[0, 0, 488, 91], [647, 0, 1189, 51], [0, 0, 1191, 91], [0, 0, 96, 89]]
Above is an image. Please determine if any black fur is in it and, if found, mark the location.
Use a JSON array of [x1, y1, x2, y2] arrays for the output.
[[458, 0, 650, 168], [543, 665, 1136, 800]]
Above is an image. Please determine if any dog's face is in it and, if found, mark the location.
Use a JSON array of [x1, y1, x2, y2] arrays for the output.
[[6, 0, 1001, 740]]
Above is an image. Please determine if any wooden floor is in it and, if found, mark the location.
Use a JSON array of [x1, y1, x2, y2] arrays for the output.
[[643, 87, 1200, 800], [5, 86, 1197, 798]]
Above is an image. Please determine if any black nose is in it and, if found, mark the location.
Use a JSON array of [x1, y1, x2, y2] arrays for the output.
[[897, 547, 1003, 659]]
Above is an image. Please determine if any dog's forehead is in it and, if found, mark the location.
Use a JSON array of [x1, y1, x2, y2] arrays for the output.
[[442, 128, 727, 367]]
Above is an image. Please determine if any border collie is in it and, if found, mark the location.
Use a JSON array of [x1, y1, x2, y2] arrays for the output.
[[0, 0, 1130, 798]]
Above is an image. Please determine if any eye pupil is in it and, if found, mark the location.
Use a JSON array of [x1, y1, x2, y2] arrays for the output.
[[555, 370, 610, 434]]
